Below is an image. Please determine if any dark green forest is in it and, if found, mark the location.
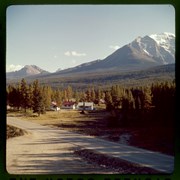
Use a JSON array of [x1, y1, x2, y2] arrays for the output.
[[7, 78, 175, 128]]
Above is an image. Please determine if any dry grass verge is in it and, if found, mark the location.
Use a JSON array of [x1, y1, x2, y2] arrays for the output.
[[7, 125, 26, 139]]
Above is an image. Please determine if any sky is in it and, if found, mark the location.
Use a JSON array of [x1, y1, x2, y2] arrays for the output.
[[6, 4, 175, 72]]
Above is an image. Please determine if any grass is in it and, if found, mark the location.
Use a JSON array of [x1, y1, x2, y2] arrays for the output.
[[7, 125, 26, 139]]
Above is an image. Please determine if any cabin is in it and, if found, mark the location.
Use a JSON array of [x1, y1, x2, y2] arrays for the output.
[[77, 102, 94, 111], [50, 101, 60, 111], [61, 101, 76, 110]]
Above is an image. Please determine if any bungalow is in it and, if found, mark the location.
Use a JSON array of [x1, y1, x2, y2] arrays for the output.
[[61, 101, 76, 110], [77, 102, 94, 111]]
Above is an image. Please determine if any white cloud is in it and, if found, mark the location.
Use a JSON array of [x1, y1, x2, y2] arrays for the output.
[[109, 45, 120, 50], [64, 51, 71, 56], [71, 51, 86, 57], [64, 51, 87, 57], [6, 64, 23, 72]]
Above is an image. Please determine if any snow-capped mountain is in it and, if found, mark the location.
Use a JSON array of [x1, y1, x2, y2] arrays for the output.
[[6, 65, 49, 79], [56, 32, 175, 75], [150, 32, 175, 57], [129, 32, 175, 65]]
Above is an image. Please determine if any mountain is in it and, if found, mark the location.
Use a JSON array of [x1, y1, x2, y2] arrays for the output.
[[6, 32, 175, 80], [150, 32, 175, 57], [6, 65, 49, 79], [56, 32, 175, 75]]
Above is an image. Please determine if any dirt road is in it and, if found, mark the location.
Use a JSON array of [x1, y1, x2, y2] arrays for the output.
[[7, 117, 174, 174]]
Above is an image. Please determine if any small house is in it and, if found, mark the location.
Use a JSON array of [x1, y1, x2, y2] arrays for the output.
[[77, 102, 94, 111], [61, 101, 76, 110], [50, 101, 60, 111]]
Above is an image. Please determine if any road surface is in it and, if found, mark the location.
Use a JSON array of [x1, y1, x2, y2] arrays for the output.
[[7, 117, 174, 174]]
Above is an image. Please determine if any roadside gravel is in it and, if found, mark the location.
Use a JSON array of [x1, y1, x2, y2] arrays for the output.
[[73, 148, 161, 174]]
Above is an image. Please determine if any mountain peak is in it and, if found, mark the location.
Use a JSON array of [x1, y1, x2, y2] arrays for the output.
[[149, 32, 175, 56], [7, 65, 49, 79]]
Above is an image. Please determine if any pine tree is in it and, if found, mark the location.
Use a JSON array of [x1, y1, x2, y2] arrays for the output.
[[74, 90, 80, 103], [96, 86, 102, 105], [66, 85, 73, 101], [7, 85, 19, 109], [142, 86, 152, 111], [42, 86, 52, 110], [53, 89, 62, 106], [111, 85, 122, 109], [20, 78, 29, 112], [105, 91, 113, 110], [32, 80, 45, 116], [91, 87, 96, 103], [14, 83, 21, 110], [63, 89, 68, 102], [86, 88, 91, 102], [27, 84, 33, 109]]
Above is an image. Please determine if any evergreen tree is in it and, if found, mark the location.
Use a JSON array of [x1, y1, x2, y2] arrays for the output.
[[111, 85, 122, 109], [27, 84, 33, 109], [74, 90, 80, 103], [63, 89, 68, 102], [42, 86, 52, 110], [91, 87, 96, 103], [7, 85, 18, 109], [86, 88, 91, 102], [131, 88, 142, 111], [32, 80, 45, 116], [66, 85, 73, 101], [96, 87, 102, 105], [142, 86, 152, 111], [53, 89, 62, 106], [20, 78, 29, 112], [105, 91, 113, 110]]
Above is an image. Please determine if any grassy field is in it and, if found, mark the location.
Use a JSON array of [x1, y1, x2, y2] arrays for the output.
[[7, 108, 174, 156]]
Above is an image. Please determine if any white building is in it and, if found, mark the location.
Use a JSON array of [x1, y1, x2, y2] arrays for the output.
[[77, 102, 94, 111]]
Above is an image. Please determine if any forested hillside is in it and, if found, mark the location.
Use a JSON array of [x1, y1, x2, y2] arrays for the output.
[[7, 63, 175, 90]]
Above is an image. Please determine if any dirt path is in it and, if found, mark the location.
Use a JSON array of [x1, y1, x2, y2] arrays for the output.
[[7, 117, 174, 174]]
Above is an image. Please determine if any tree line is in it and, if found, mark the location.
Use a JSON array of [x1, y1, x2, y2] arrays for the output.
[[6, 79, 104, 116], [7, 78, 175, 127], [104, 81, 175, 127]]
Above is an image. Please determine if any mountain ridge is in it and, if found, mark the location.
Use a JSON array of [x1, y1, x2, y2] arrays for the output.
[[6, 32, 175, 79], [55, 32, 175, 75]]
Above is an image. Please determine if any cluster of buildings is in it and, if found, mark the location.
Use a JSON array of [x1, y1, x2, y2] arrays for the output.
[[50, 101, 94, 111]]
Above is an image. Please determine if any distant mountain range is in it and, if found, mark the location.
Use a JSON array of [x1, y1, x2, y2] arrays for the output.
[[6, 32, 175, 79]]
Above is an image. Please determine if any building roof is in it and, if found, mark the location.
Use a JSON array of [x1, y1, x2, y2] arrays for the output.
[[63, 101, 76, 106]]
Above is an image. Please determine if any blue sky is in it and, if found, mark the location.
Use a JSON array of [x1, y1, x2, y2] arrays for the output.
[[6, 5, 175, 72]]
